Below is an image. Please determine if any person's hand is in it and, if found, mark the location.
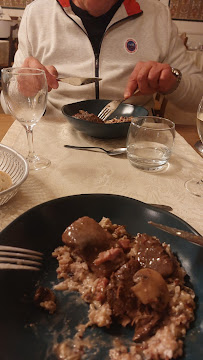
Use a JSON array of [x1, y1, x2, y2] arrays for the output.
[[124, 61, 177, 99], [22, 57, 59, 92]]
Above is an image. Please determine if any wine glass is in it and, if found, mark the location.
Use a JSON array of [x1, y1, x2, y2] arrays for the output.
[[1, 67, 51, 170], [185, 96, 203, 197]]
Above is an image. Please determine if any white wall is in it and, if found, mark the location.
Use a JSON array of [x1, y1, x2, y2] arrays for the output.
[[2, 8, 24, 17]]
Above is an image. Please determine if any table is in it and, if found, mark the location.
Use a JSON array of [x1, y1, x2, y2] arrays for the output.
[[0, 114, 200, 151], [0, 113, 14, 140], [0, 113, 202, 235]]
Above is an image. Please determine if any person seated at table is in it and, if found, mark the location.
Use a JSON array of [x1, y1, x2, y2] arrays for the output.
[[1, 0, 203, 121]]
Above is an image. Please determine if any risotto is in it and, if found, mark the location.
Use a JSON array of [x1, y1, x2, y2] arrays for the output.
[[52, 216, 195, 360], [74, 110, 133, 124]]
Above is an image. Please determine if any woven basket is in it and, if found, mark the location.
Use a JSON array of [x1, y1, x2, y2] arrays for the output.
[[0, 144, 29, 206]]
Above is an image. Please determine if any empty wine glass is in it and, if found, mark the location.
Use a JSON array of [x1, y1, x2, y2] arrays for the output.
[[1, 67, 51, 170], [185, 96, 203, 197]]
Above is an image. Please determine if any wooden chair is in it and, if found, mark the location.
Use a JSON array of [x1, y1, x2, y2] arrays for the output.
[[179, 32, 189, 49], [152, 93, 168, 117], [8, 23, 19, 66]]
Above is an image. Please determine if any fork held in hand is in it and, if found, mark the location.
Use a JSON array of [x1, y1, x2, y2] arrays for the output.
[[98, 88, 140, 121], [0, 245, 43, 270]]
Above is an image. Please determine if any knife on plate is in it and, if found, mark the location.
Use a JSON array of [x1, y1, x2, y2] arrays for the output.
[[57, 76, 102, 86], [148, 221, 203, 247]]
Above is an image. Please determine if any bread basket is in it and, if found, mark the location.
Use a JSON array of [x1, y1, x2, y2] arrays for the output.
[[0, 144, 29, 206]]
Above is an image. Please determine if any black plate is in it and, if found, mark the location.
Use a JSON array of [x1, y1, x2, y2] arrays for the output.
[[62, 99, 148, 138], [0, 194, 202, 360]]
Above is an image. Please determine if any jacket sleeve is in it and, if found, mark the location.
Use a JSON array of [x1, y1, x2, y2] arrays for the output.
[[162, 7, 203, 112]]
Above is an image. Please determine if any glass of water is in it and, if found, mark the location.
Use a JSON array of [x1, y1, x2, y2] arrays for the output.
[[1, 67, 50, 171], [126, 116, 175, 172]]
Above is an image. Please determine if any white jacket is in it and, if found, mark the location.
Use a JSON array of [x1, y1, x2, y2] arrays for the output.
[[1, 0, 203, 119]]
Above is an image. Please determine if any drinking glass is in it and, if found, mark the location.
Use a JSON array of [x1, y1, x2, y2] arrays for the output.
[[126, 116, 175, 172], [1, 67, 51, 170], [185, 96, 203, 197]]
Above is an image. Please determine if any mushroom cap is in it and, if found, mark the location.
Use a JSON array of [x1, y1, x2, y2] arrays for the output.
[[131, 268, 169, 311]]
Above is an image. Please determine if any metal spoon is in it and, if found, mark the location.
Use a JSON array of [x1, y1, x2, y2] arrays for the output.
[[64, 145, 127, 156]]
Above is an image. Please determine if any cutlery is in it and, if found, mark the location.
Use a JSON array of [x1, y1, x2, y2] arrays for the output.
[[97, 88, 140, 121], [64, 144, 127, 156], [0, 245, 43, 270], [148, 204, 173, 212], [57, 76, 102, 86], [148, 221, 203, 247]]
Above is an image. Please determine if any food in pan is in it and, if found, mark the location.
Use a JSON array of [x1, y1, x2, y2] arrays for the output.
[[73, 110, 133, 124]]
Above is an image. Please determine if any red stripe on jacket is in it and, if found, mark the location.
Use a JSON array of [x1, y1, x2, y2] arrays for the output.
[[123, 0, 142, 16], [58, 0, 70, 7], [57, 0, 142, 16]]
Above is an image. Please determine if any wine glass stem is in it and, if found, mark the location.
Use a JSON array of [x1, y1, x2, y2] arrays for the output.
[[23, 124, 36, 160]]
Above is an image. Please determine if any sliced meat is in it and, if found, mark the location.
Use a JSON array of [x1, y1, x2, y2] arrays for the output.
[[132, 308, 162, 341], [135, 233, 175, 277], [106, 262, 165, 340], [94, 247, 124, 266], [93, 277, 109, 302], [62, 216, 114, 267], [106, 259, 140, 318], [117, 236, 131, 251], [92, 247, 127, 277]]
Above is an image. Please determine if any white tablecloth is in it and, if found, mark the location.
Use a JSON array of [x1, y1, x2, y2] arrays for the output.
[[1, 116, 203, 235]]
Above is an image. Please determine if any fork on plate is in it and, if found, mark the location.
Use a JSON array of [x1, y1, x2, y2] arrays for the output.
[[0, 245, 43, 271], [97, 88, 140, 121]]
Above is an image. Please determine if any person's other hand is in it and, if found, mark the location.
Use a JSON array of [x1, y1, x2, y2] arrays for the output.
[[124, 61, 177, 99], [22, 57, 59, 92]]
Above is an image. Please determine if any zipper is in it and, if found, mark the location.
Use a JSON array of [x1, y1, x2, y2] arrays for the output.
[[95, 55, 100, 99], [57, 8, 99, 98], [57, 4, 143, 99], [93, 13, 143, 99]]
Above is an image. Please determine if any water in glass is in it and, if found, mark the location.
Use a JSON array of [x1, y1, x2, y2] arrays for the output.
[[126, 116, 175, 172]]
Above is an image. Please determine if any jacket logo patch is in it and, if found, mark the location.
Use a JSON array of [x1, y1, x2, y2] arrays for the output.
[[125, 39, 138, 53]]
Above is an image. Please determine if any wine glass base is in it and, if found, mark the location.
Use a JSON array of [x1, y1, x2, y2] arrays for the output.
[[27, 155, 51, 171], [185, 178, 203, 197]]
